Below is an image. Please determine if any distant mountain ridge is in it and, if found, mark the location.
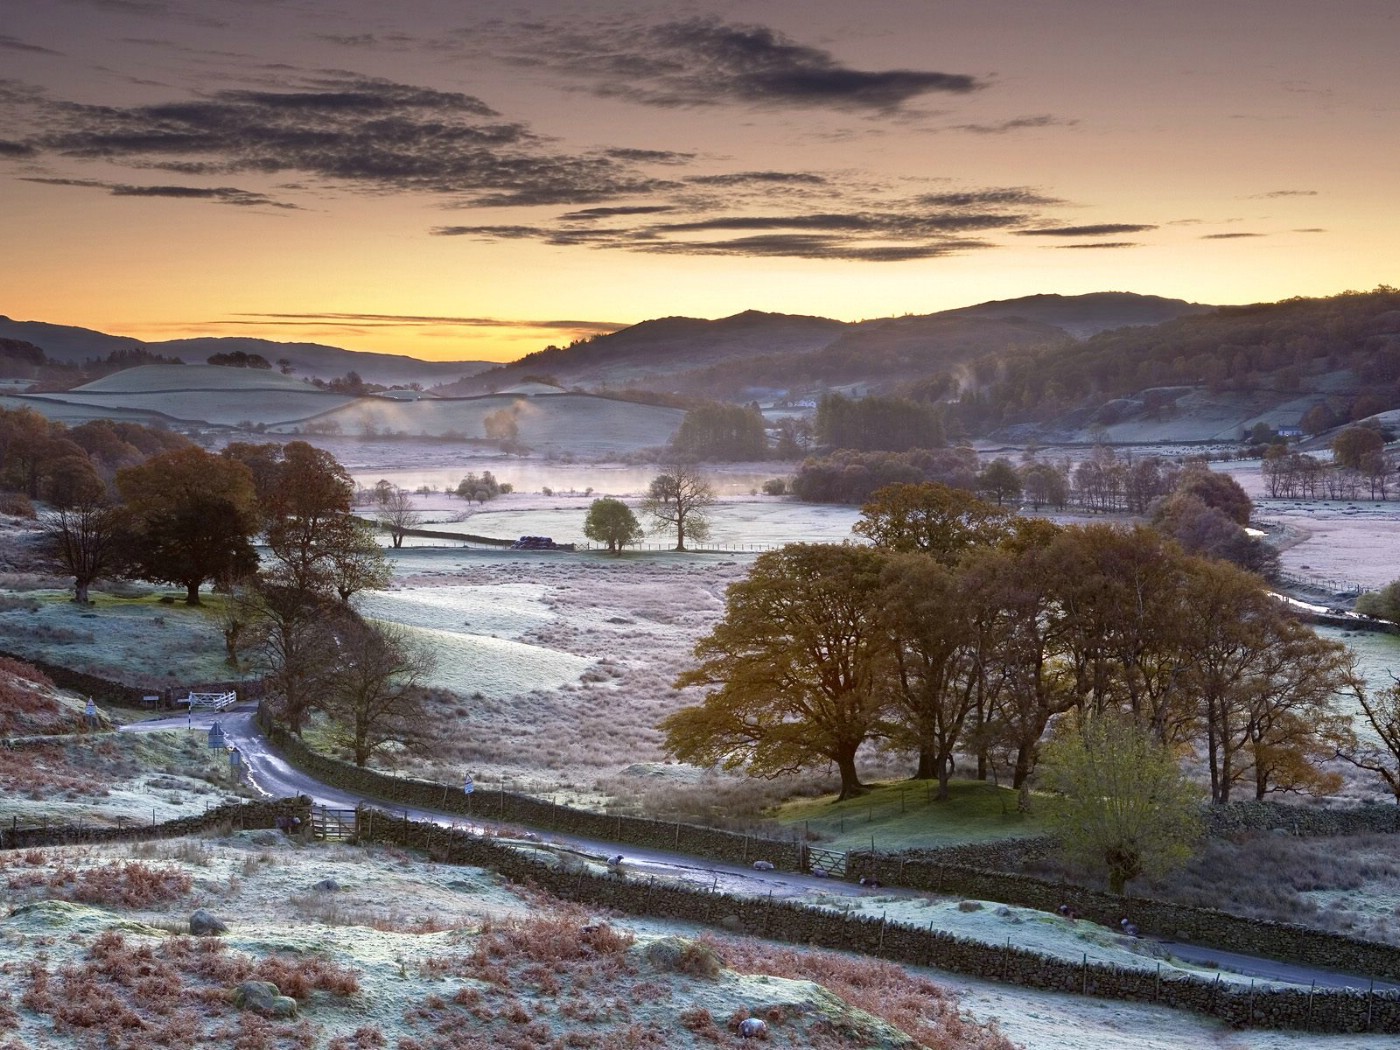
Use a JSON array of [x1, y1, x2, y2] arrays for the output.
[[445, 292, 1208, 398], [0, 317, 492, 388]]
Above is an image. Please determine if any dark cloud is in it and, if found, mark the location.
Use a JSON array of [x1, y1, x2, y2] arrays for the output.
[[954, 115, 1077, 134], [634, 233, 984, 262], [7, 66, 1071, 263], [650, 211, 1025, 236], [1251, 189, 1317, 198], [603, 148, 695, 165], [431, 225, 547, 240], [20, 74, 672, 206], [917, 188, 1063, 208], [59, 0, 226, 27], [22, 176, 297, 208], [686, 171, 828, 187], [227, 312, 625, 334], [0, 140, 38, 157], [1015, 223, 1156, 237], [557, 205, 676, 220], [1294, 227, 1327, 233], [477, 17, 982, 113], [0, 35, 63, 55], [1050, 242, 1141, 250], [1202, 232, 1265, 239]]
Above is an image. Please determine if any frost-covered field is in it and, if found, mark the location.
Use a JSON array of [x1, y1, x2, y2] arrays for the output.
[[0, 835, 1393, 1050], [405, 491, 861, 548]]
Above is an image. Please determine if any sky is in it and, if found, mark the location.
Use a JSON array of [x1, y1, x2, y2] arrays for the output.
[[2, 0, 1397, 363]]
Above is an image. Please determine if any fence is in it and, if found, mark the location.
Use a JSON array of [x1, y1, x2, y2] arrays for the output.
[[181, 691, 237, 711]]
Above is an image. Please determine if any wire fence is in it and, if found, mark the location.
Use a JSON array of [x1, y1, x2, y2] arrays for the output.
[[1277, 571, 1364, 596]]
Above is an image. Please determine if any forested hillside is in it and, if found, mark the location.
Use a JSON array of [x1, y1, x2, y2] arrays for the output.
[[952, 287, 1400, 433]]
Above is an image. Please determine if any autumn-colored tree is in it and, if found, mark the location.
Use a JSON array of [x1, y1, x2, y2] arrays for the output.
[[854, 482, 1011, 563], [1331, 425, 1385, 471], [116, 447, 259, 604], [1048, 525, 1195, 741], [878, 552, 980, 797], [960, 542, 1079, 800], [663, 544, 892, 800], [1179, 558, 1355, 802], [260, 442, 357, 594], [641, 463, 714, 551], [1039, 712, 1203, 894], [1173, 464, 1252, 525]]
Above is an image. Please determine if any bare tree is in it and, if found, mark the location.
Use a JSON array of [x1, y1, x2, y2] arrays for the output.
[[324, 620, 436, 766], [1337, 677, 1400, 803], [376, 487, 421, 549], [39, 499, 128, 604], [641, 462, 715, 551], [248, 582, 346, 735]]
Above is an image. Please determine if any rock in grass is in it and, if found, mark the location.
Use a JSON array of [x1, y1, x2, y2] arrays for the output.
[[189, 908, 228, 936], [232, 980, 298, 1018], [312, 878, 341, 893]]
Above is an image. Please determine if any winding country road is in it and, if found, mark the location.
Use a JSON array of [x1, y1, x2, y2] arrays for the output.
[[121, 705, 1400, 993]]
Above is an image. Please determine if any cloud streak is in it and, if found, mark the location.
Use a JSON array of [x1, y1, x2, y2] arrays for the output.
[[223, 313, 626, 334], [1015, 223, 1156, 237], [22, 176, 297, 207], [0, 68, 1075, 262], [954, 115, 1077, 134], [11, 74, 672, 207], [471, 16, 982, 113]]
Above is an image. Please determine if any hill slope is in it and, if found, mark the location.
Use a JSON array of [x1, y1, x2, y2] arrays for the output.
[[446, 293, 1211, 400], [0, 317, 492, 387]]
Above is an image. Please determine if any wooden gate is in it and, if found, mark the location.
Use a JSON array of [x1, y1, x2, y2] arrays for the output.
[[803, 844, 849, 878], [310, 807, 357, 842]]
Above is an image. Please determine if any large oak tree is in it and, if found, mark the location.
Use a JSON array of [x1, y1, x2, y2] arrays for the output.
[[116, 447, 259, 605], [663, 543, 891, 800]]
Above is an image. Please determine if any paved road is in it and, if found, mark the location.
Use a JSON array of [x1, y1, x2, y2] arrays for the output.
[[122, 706, 1400, 993]]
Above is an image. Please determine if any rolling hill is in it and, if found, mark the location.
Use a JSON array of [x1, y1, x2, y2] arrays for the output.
[[443, 293, 1208, 400], [0, 317, 492, 388]]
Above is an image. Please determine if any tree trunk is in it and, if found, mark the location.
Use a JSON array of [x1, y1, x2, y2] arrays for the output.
[[185, 581, 201, 605], [936, 752, 953, 801], [74, 580, 90, 604], [912, 749, 936, 780], [675, 517, 686, 551], [835, 750, 864, 801]]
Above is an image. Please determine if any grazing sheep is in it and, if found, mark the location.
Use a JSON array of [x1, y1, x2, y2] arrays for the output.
[[738, 1017, 769, 1039]]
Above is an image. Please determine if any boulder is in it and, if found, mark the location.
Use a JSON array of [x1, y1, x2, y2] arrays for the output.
[[189, 909, 228, 936], [311, 878, 341, 893], [232, 980, 297, 1019]]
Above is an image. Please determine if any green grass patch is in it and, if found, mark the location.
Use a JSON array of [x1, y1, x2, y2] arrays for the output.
[[774, 778, 1052, 851]]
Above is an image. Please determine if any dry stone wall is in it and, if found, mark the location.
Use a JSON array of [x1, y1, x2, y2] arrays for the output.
[[258, 707, 1400, 992], [356, 809, 1400, 1035], [0, 797, 310, 850]]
